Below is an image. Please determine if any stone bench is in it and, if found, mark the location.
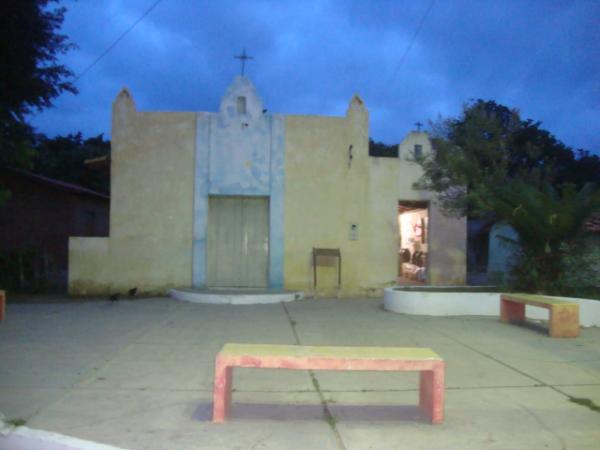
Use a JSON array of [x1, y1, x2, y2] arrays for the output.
[[212, 343, 445, 424], [500, 293, 580, 338]]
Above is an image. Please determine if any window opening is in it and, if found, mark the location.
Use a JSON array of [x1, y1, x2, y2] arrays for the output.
[[237, 96, 247, 114], [414, 144, 423, 159]]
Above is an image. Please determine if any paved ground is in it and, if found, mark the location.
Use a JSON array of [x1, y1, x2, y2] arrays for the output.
[[1, 297, 599, 449]]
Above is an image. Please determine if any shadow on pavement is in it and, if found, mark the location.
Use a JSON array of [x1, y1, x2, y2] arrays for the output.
[[193, 402, 426, 422]]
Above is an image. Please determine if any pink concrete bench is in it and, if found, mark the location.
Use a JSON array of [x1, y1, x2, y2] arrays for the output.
[[501, 293, 579, 338], [212, 343, 445, 424]]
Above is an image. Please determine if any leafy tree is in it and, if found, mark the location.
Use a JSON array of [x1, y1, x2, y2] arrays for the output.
[[32, 133, 111, 194], [369, 139, 398, 158], [416, 100, 600, 294], [484, 181, 600, 293], [417, 100, 600, 216], [0, 0, 77, 200]]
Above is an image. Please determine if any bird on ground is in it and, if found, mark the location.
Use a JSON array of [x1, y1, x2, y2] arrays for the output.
[[128, 287, 138, 297], [109, 293, 120, 302]]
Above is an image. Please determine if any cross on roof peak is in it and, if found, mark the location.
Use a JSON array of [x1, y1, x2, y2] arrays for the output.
[[234, 48, 253, 76], [415, 121, 424, 132]]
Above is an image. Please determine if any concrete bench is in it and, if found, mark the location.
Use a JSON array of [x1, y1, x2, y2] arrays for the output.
[[500, 293, 579, 338], [212, 343, 445, 424]]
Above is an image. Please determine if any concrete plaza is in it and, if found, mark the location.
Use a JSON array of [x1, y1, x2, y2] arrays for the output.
[[1, 297, 599, 449]]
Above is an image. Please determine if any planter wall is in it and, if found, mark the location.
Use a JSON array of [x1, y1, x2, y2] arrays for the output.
[[383, 287, 600, 327]]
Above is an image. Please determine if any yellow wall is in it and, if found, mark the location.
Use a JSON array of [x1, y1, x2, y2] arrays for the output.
[[69, 237, 111, 293], [366, 133, 466, 289], [284, 97, 373, 296], [69, 89, 196, 295], [70, 88, 465, 297], [284, 107, 466, 297], [398, 133, 466, 284]]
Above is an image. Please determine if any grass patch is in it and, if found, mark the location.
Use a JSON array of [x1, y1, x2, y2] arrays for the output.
[[308, 371, 338, 431], [324, 411, 338, 429], [6, 417, 26, 427], [569, 397, 600, 413]]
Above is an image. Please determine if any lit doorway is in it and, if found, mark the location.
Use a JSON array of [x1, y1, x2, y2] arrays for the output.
[[398, 201, 429, 284]]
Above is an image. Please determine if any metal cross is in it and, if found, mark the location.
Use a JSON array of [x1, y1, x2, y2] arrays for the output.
[[234, 48, 253, 76], [415, 121, 423, 132]]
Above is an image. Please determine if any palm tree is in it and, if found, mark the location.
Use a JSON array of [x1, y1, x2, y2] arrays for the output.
[[489, 182, 600, 293]]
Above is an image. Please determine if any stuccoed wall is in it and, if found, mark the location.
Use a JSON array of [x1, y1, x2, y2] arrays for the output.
[[396, 133, 466, 285], [69, 89, 196, 295], [208, 77, 272, 195], [69, 237, 111, 293], [69, 81, 466, 296], [192, 76, 285, 288], [284, 103, 466, 296], [350, 131, 466, 294], [284, 96, 372, 296]]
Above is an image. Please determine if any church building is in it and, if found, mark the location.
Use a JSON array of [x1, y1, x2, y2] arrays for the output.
[[69, 76, 466, 297]]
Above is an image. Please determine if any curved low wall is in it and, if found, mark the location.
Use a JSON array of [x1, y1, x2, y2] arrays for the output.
[[169, 288, 303, 305], [383, 287, 600, 327]]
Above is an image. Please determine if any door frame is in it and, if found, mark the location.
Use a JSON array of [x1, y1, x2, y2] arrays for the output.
[[206, 195, 270, 288]]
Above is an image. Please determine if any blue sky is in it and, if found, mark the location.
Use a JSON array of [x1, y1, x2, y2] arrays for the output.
[[31, 0, 600, 153]]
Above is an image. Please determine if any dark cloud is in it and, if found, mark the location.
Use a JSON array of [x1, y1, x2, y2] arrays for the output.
[[30, 0, 600, 153]]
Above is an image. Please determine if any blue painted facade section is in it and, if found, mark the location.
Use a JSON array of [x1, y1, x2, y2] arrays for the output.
[[269, 115, 285, 288], [192, 77, 285, 288], [208, 115, 271, 195], [192, 113, 211, 286], [487, 222, 519, 283]]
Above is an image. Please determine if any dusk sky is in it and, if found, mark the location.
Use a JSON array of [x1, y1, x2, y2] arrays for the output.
[[31, 0, 599, 153]]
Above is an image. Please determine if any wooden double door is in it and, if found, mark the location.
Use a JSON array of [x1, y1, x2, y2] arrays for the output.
[[206, 196, 269, 287]]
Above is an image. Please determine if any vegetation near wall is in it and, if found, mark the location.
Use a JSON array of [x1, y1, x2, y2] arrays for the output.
[[32, 133, 111, 194], [415, 100, 600, 297], [369, 139, 398, 158], [0, 0, 78, 201]]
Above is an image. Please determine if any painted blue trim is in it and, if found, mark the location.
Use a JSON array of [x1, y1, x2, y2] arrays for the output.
[[192, 78, 286, 289], [207, 114, 271, 196], [210, 185, 268, 196], [192, 113, 211, 287], [268, 115, 285, 288]]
